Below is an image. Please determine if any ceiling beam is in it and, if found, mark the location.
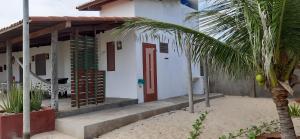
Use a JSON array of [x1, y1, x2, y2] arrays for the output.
[[11, 21, 71, 44], [71, 24, 119, 32]]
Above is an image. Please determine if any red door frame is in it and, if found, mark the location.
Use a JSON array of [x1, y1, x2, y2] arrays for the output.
[[143, 43, 158, 102]]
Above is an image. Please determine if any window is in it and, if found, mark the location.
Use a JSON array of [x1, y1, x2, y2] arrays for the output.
[[159, 43, 169, 53], [180, 0, 198, 10], [107, 42, 115, 71], [35, 54, 47, 75], [181, 0, 191, 6], [200, 63, 204, 76]]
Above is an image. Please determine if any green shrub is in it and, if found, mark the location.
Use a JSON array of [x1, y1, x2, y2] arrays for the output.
[[30, 87, 43, 111], [289, 104, 300, 117], [188, 111, 208, 139], [0, 86, 43, 114], [219, 120, 279, 139], [0, 86, 23, 113]]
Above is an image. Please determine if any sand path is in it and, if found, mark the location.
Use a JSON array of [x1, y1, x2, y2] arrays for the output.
[[31, 96, 300, 139], [97, 96, 300, 139]]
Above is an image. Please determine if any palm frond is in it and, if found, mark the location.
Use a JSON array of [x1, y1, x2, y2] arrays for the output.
[[281, 0, 300, 55], [116, 17, 253, 79]]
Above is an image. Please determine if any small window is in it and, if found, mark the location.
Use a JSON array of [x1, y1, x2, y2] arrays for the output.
[[160, 43, 169, 53], [200, 63, 204, 76], [35, 54, 47, 76], [107, 42, 116, 71]]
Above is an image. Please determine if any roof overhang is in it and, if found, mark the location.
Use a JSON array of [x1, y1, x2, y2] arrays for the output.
[[77, 0, 119, 11], [0, 16, 133, 53]]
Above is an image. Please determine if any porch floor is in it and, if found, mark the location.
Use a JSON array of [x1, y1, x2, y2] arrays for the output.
[[42, 98, 138, 118], [52, 93, 223, 139]]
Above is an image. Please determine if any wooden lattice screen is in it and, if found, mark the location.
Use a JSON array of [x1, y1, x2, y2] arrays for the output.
[[70, 36, 105, 108]]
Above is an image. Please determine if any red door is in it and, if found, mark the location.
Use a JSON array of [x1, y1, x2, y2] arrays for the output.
[[143, 43, 158, 102]]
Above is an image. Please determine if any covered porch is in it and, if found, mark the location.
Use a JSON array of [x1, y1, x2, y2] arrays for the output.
[[0, 16, 135, 114]]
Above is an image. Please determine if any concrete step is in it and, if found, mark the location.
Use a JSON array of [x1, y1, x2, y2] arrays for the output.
[[55, 98, 138, 118], [56, 93, 223, 139]]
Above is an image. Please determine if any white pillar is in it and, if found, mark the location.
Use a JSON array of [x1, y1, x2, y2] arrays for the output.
[[6, 41, 12, 93], [22, 0, 30, 138], [51, 31, 59, 111]]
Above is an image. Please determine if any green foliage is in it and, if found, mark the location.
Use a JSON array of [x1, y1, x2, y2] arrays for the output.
[[188, 111, 208, 139], [288, 104, 300, 117], [0, 86, 43, 114], [30, 87, 43, 111], [117, 0, 300, 137], [117, 17, 253, 79], [118, 0, 300, 84], [219, 120, 279, 139], [0, 86, 23, 113]]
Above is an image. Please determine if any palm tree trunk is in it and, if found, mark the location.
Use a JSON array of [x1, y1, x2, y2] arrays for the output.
[[271, 86, 297, 139], [186, 48, 194, 113], [203, 57, 210, 107]]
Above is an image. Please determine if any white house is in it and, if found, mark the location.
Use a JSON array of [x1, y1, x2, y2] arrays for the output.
[[0, 0, 204, 106]]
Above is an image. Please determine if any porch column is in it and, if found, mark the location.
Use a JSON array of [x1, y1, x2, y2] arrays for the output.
[[50, 30, 59, 111], [22, 0, 31, 137], [6, 41, 12, 93]]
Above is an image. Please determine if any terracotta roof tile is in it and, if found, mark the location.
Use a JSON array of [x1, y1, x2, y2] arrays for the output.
[[0, 16, 133, 35], [0, 16, 135, 43]]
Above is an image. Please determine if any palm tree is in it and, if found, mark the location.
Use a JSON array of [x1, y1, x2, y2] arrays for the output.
[[202, 57, 210, 107], [117, 0, 300, 138]]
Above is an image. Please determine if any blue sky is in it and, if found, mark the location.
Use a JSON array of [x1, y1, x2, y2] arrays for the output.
[[0, 0, 99, 27]]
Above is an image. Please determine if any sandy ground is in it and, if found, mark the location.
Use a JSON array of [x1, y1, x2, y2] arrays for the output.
[[32, 96, 300, 139], [97, 96, 300, 139], [32, 131, 76, 139]]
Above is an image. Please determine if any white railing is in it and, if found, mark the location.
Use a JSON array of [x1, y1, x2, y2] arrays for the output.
[[15, 57, 71, 95]]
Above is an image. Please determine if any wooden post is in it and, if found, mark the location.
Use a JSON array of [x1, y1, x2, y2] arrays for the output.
[[22, 0, 31, 138], [6, 41, 12, 93], [50, 30, 59, 111], [73, 29, 80, 108], [84, 36, 89, 106], [94, 29, 98, 105], [186, 47, 194, 113]]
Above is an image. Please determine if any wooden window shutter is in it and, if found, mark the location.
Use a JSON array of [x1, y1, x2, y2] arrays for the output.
[[159, 43, 169, 53], [35, 54, 47, 75], [107, 42, 115, 71]]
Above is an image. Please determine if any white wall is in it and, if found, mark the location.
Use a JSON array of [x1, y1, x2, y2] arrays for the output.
[[98, 30, 138, 99], [0, 41, 71, 84], [99, 0, 204, 102], [134, 0, 204, 102], [134, 0, 191, 23], [0, 13, 204, 104], [74, 0, 203, 102], [100, 0, 135, 17], [135, 39, 190, 102]]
